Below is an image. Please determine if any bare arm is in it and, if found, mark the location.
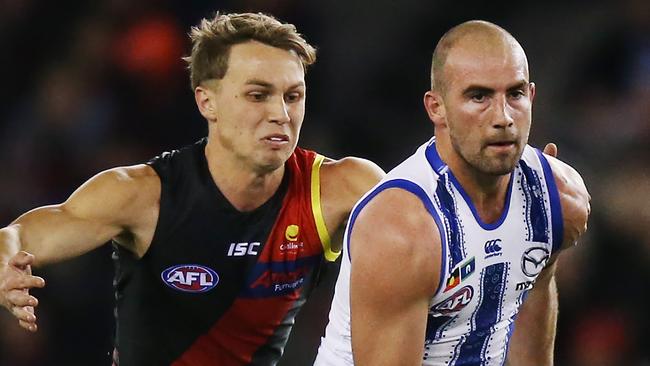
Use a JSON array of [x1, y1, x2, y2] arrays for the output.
[[506, 258, 558, 366], [0, 164, 160, 331], [506, 143, 591, 365], [350, 188, 440, 365], [320, 157, 385, 253]]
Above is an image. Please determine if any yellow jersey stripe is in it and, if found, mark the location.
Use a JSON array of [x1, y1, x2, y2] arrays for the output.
[[311, 154, 339, 261]]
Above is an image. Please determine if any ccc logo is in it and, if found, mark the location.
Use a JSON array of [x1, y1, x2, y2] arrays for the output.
[[484, 239, 502, 255]]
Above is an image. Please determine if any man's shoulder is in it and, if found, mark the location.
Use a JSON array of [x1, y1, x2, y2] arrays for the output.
[[321, 156, 384, 178], [319, 156, 385, 203], [107, 164, 160, 183], [544, 154, 590, 209], [543, 154, 591, 248], [84, 165, 160, 204], [349, 185, 442, 291]]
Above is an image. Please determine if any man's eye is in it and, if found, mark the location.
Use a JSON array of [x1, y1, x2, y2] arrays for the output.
[[248, 92, 267, 101], [285, 93, 302, 103], [509, 90, 525, 99], [470, 93, 486, 102]]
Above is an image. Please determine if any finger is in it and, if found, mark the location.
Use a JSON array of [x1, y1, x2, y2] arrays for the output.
[[12, 305, 37, 323], [543, 143, 558, 157], [18, 319, 38, 332], [9, 251, 35, 268], [5, 274, 45, 290], [5, 290, 38, 307]]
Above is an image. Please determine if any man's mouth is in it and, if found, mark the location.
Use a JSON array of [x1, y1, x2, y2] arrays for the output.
[[262, 134, 290, 147], [485, 140, 517, 152]]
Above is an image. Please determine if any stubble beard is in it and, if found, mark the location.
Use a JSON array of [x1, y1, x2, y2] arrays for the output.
[[450, 134, 523, 177]]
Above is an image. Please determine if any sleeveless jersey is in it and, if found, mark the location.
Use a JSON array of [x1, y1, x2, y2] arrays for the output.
[[315, 137, 563, 366], [112, 138, 339, 366]]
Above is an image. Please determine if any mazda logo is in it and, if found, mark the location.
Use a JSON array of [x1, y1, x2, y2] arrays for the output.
[[521, 247, 550, 277]]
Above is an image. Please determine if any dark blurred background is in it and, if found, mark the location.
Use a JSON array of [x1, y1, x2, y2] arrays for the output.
[[0, 0, 648, 365]]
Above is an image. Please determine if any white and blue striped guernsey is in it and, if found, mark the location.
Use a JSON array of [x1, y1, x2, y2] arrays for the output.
[[315, 137, 563, 366]]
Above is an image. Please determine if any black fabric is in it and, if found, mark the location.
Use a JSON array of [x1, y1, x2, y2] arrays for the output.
[[112, 138, 289, 366]]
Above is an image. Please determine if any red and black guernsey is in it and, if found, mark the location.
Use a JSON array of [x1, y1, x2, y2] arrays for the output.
[[112, 138, 339, 366]]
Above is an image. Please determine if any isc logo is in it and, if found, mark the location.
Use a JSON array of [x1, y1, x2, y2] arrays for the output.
[[228, 242, 260, 257], [161, 264, 219, 293]]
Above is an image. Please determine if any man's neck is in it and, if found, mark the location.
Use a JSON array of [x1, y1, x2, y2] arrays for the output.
[[204, 139, 285, 212], [437, 137, 511, 225]]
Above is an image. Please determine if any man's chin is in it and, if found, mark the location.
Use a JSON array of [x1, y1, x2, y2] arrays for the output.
[[475, 156, 519, 176], [485, 160, 519, 176], [257, 152, 291, 173]]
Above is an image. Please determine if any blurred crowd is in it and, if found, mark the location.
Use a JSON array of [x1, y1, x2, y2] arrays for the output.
[[0, 0, 648, 365]]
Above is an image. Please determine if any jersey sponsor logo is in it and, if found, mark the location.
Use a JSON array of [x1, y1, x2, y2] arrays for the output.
[[521, 246, 550, 277], [432, 285, 474, 315], [279, 242, 304, 252], [444, 256, 475, 292], [285, 224, 300, 241], [245, 268, 307, 297], [242, 255, 321, 298], [227, 242, 260, 257], [161, 264, 219, 293], [516, 280, 534, 291], [484, 239, 503, 259], [250, 267, 307, 293]]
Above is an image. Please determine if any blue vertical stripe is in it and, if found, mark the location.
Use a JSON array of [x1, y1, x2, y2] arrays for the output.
[[519, 160, 549, 243], [455, 263, 507, 365], [535, 149, 564, 253], [435, 175, 465, 270], [425, 139, 465, 270]]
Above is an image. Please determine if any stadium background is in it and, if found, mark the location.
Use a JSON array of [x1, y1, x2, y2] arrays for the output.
[[0, 0, 648, 365]]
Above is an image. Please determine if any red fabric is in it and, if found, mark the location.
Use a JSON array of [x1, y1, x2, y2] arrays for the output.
[[172, 148, 324, 366]]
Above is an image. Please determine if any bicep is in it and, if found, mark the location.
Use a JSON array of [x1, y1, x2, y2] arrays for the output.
[[349, 189, 440, 366], [350, 249, 432, 365], [12, 165, 158, 266]]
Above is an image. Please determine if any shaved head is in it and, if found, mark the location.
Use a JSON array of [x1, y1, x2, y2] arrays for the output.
[[430, 20, 529, 94]]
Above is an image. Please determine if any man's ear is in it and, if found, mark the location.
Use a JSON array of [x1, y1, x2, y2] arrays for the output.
[[195, 84, 218, 121], [423, 90, 446, 128], [529, 82, 536, 103]]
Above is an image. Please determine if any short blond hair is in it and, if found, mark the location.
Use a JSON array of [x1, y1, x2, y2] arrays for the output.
[[183, 12, 317, 90]]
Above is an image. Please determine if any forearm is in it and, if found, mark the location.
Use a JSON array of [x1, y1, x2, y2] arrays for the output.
[[0, 226, 21, 265], [7, 204, 123, 267], [506, 264, 558, 365]]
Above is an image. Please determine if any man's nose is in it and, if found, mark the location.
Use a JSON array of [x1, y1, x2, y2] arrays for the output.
[[492, 95, 514, 128], [268, 97, 290, 125]]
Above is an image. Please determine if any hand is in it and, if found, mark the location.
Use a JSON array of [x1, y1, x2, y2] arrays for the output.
[[543, 142, 558, 158], [0, 251, 45, 332]]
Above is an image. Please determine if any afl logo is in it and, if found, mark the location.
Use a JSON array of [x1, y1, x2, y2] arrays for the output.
[[161, 264, 219, 293], [285, 224, 300, 241], [521, 247, 550, 277], [432, 286, 474, 315]]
